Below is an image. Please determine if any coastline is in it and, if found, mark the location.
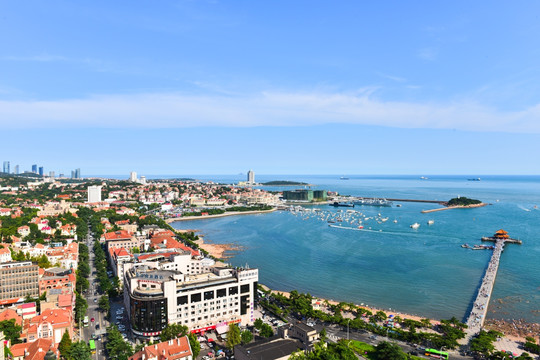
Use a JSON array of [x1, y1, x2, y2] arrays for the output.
[[421, 202, 488, 213], [194, 237, 243, 260], [166, 208, 277, 223], [264, 286, 538, 345], [263, 286, 438, 325]]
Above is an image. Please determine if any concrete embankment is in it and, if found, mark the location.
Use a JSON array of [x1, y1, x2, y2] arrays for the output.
[[166, 208, 277, 223], [421, 203, 488, 214]]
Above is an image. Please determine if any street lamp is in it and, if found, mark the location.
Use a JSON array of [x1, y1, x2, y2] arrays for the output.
[[347, 319, 350, 340]]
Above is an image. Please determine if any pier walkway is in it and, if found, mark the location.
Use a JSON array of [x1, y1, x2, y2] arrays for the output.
[[463, 239, 505, 342]]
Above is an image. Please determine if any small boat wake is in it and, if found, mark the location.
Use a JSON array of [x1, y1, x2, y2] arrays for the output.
[[328, 224, 433, 237], [517, 205, 533, 212]]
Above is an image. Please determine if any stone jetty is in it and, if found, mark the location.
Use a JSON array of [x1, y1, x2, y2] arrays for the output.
[[463, 230, 522, 343]]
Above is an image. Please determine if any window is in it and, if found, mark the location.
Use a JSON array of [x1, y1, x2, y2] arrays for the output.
[[204, 291, 214, 300], [240, 284, 250, 293], [229, 286, 238, 295], [177, 295, 188, 305], [217, 288, 227, 298], [191, 293, 201, 303]]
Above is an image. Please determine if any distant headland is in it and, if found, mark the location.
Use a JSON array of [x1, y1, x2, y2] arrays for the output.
[[261, 180, 310, 186]]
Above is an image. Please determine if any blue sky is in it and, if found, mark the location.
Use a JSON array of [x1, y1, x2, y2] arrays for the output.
[[2, 1, 540, 175]]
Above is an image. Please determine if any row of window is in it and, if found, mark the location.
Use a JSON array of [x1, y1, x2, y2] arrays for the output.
[[178, 309, 239, 324], [177, 284, 250, 305]]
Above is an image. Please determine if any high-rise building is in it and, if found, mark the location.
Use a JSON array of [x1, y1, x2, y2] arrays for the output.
[[87, 185, 102, 203], [124, 265, 258, 337], [140, 175, 147, 185], [14, 165, 19, 174], [49, 171, 55, 178], [0, 261, 39, 305], [247, 169, 255, 184], [32, 164, 38, 173], [2, 161, 9, 174], [75, 168, 81, 179], [38, 167, 44, 176], [129, 171, 138, 182]]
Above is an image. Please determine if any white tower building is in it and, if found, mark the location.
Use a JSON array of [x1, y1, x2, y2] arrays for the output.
[[87, 185, 102, 203], [130, 171, 138, 182], [247, 170, 255, 184]]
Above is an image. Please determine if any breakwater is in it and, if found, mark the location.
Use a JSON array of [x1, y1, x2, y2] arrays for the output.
[[464, 238, 505, 341]]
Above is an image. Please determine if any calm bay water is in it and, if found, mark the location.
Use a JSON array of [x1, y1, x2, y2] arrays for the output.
[[170, 175, 540, 323]]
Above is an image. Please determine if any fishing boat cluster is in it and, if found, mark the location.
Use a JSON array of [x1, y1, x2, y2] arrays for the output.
[[461, 243, 495, 250], [286, 205, 434, 231]]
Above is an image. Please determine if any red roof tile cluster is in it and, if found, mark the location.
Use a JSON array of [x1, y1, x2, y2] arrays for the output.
[[129, 336, 192, 360]]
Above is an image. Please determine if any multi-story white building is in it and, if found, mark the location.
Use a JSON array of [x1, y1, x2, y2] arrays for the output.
[[124, 264, 258, 338], [130, 171, 138, 182], [87, 185, 102, 203], [247, 170, 255, 184]]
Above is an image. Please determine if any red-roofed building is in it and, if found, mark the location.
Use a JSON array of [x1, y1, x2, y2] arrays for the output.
[[0, 308, 22, 326], [23, 308, 73, 344], [129, 336, 193, 360], [10, 338, 59, 360], [102, 230, 140, 251], [0, 245, 12, 263], [108, 247, 134, 278]]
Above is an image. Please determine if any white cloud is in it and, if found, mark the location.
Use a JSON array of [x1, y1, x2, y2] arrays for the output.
[[1, 91, 539, 133]]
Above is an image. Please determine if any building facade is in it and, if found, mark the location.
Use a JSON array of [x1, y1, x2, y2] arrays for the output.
[[247, 170, 255, 184], [2, 161, 9, 174], [0, 261, 39, 305], [124, 265, 258, 337], [87, 185, 102, 203]]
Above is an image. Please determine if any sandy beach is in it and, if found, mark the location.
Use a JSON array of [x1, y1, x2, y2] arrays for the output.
[[194, 238, 243, 260], [166, 208, 277, 223]]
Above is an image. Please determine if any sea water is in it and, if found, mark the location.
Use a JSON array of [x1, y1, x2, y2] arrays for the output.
[[170, 175, 540, 323]]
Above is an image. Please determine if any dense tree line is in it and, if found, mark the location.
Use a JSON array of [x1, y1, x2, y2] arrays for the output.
[[447, 197, 482, 206]]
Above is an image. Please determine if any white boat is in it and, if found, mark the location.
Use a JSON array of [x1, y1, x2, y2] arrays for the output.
[[410, 223, 420, 229], [427, 220, 435, 225]]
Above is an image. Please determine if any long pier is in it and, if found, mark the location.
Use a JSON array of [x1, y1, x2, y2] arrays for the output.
[[356, 197, 447, 205], [463, 236, 521, 342]]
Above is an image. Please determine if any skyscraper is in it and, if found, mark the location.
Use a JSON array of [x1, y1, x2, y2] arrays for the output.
[[75, 168, 81, 179], [247, 169, 255, 184], [38, 167, 44, 176], [87, 185, 102, 203], [130, 171, 138, 182], [2, 161, 9, 174], [14, 165, 19, 174], [32, 164, 37, 173]]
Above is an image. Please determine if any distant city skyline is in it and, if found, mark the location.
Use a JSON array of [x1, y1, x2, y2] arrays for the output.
[[2, 2, 540, 175]]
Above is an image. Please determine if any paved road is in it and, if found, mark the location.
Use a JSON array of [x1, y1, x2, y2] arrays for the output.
[[81, 227, 109, 358], [305, 320, 474, 360]]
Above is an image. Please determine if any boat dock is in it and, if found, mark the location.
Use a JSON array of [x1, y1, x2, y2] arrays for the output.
[[463, 229, 522, 343]]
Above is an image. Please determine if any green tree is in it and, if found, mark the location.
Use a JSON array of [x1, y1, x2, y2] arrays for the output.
[[69, 341, 92, 360], [260, 323, 274, 338], [58, 330, 72, 359], [160, 323, 189, 342], [74, 293, 88, 323], [254, 318, 263, 329], [98, 295, 110, 313], [187, 333, 200, 358], [226, 324, 242, 349], [240, 329, 253, 345], [106, 325, 133, 360], [0, 319, 22, 344], [374, 341, 407, 360], [319, 328, 327, 342]]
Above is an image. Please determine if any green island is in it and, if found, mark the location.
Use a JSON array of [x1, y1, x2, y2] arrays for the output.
[[447, 197, 483, 207], [262, 180, 309, 186]]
